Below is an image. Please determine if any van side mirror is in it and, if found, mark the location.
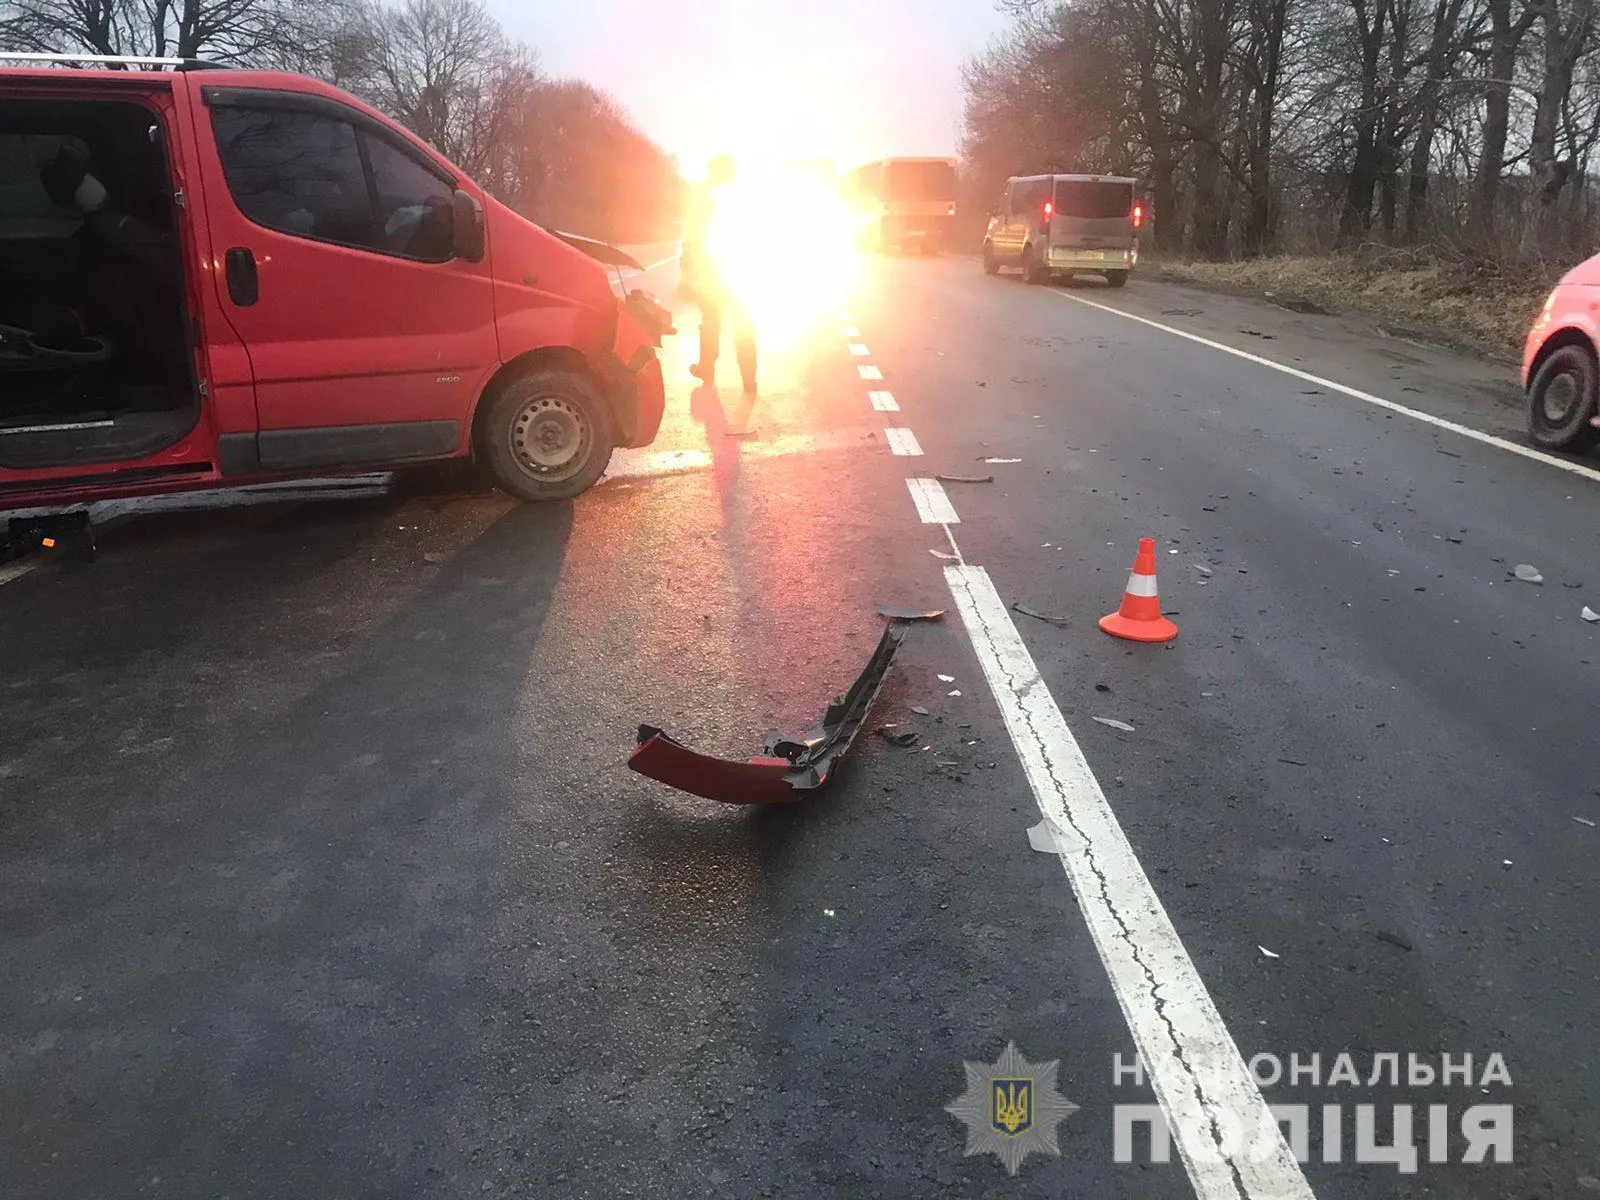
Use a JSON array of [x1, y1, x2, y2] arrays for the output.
[[452, 189, 485, 263]]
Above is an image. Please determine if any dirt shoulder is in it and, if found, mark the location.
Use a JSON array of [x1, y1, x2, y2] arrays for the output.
[[1144, 253, 1557, 365]]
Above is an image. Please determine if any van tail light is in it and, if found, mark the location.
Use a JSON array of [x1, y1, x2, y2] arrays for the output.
[[1041, 200, 1053, 235], [1132, 203, 1144, 229]]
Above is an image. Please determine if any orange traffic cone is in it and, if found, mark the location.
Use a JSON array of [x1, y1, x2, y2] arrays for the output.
[[1100, 537, 1178, 643]]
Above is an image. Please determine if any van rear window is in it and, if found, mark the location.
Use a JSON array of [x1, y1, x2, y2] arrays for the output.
[[1053, 180, 1134, 219]]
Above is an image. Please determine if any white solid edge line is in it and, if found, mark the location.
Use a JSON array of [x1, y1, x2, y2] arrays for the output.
[[1055, 290, 1600, 486], [906, 477, 960, 524], [945, 563, 1316, 1200], [884, 428, 923, 456], [870, 390, 900, 412]]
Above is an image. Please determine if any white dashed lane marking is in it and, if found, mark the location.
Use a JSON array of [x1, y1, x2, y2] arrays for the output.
[[848, 343, 871, 356], [869, 390, 899, 412], [905, 477, 959, 524], [848, 315, 1317, 1200], [884, 428, 923, 456], [858, 365, 884, 381]]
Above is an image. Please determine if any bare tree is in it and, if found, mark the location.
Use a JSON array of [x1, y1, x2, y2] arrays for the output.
[[1520, 0, 1596, 253], [0, 0, 347, 62], [965, 0, 1600, 262]]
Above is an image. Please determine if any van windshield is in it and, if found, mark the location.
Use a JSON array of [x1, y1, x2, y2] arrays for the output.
[[885, 160, 956, 202], [1054, 180, 1134, 219]]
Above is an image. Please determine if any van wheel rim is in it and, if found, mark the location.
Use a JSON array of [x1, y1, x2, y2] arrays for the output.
[[1542, 373, 1579, 424], [511, 395, 590, 480]]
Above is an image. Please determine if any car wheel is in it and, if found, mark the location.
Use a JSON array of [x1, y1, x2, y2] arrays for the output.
[[475, 367, 615, 501], [1106, 270, 1130, 289], [1527, 342, 1600, 452], [1023, 244, 1048, 284], [983, 243, 1000, 275]]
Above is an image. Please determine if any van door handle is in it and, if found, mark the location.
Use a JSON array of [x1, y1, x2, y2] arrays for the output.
[[225, 247, 259, 307]]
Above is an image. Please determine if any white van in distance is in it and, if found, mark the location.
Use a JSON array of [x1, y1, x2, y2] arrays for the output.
[[984, 174, 1142, 287]]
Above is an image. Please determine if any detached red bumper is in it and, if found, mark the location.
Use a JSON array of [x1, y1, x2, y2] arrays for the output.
[[628, 621, 907, 804]]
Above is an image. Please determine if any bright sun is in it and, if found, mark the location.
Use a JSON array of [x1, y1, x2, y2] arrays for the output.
[[697, 163, 862, 348]]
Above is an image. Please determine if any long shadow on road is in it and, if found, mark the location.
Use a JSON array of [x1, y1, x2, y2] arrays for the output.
[[0, 499, 574, 1200]]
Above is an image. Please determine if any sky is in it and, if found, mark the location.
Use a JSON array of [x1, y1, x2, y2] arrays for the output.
[[486, 0, 1015, 173]]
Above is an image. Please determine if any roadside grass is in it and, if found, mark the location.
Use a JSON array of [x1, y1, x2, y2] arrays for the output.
[[1146, 250, 1559, 362]]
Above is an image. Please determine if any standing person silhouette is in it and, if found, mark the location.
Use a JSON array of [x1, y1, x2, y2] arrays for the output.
[[682, 156, 757, 395]]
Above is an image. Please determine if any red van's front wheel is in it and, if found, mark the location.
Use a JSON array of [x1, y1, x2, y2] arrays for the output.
[[476, 367, 615, 501]]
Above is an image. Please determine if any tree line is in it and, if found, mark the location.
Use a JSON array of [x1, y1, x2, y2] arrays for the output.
[[964, 0, 1600, 263], [0, 0, 681, 244]]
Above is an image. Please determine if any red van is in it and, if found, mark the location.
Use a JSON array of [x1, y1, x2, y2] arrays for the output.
[[0, 59, 668, 512]]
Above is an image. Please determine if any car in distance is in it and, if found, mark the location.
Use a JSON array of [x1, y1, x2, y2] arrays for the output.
[[983, 174, 1142, 287]]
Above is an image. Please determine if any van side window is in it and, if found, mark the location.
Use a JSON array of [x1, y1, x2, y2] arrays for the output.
[[211, 106, 453, 262], [363, 134, 454, 262], [212, 108, 374, 246]]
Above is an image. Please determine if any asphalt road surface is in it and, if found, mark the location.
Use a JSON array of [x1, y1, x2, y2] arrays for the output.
[[3, 252, 1598, 1200]]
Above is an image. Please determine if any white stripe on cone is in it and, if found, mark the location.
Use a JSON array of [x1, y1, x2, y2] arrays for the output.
[[1124, 572, 1159, 598]]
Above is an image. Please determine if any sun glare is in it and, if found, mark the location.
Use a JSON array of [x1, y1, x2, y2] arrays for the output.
[[699, 163, 862, 347]]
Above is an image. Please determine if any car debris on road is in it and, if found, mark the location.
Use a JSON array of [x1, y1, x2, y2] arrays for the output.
[[1011, 602, 1071, 626], [629, 621, 908, 804], [874, 604, 946, 621], [1027, 819, 1075, 854]]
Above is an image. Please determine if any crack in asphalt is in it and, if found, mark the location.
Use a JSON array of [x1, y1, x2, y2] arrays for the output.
[[952, 564, 1250, 1197]]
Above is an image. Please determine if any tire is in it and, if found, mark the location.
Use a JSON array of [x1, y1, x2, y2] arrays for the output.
[[1527, 342, 1600, 452], [1106, 270, 1130, 289], [1022, 244, 1048, 285], [474, 367, 615, 501], [920, 240, 940, 256], [983, 243, 1000, 275]]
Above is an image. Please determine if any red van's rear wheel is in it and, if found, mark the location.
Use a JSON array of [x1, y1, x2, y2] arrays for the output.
[[476, 367, 614, 501]]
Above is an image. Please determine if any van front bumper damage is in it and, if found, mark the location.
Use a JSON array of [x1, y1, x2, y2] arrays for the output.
[[628, 620, 907, 804], [598, 347, 665, 448]]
